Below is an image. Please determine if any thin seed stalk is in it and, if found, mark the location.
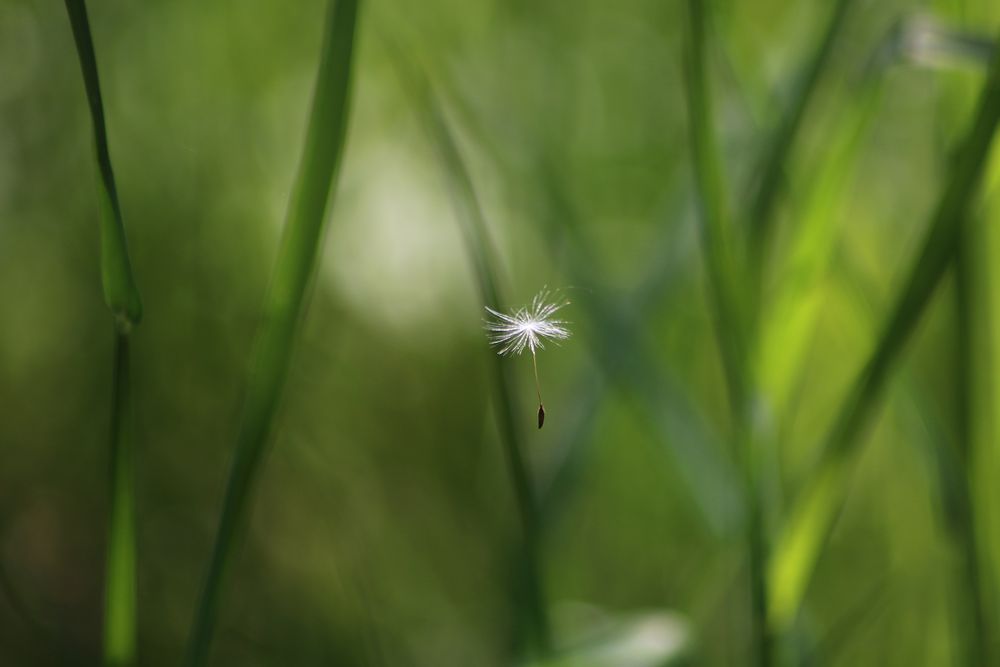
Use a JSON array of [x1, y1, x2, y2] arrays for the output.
[[184, 1, 360, 664], [531, 351, 546, 429]]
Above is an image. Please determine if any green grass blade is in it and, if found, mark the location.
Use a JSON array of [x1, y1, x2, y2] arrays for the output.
[[184, 2, 360, 664], [683, 0, 747, 410], [64, 0, 142, 330], [747, 0, 855, 274], [684, 3, 771, 664], [769, 34, 1000, 632], [758, 81, 882, 418], [395, 61, 552, 657], [936, 242, 989, 665], [62, 3, 142, 665], [104, 333, 136, 667]]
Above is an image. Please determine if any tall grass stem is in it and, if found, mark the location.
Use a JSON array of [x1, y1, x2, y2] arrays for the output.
[[63, 3, 142, 664], [184, 1, 360, 664]]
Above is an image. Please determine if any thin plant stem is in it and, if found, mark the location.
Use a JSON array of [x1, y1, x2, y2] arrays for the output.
[[183, 1, 360, 665], [104, 333, 136, 667], [63, 2, 142, 665]]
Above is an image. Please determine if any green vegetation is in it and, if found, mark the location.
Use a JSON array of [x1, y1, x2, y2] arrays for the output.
[[3, 0, 1000, 664]]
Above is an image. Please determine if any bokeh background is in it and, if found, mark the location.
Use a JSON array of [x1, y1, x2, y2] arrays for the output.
[[3, 0, 1000, 664]]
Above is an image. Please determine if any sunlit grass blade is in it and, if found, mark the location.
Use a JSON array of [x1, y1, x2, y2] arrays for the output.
[[758, 81, 881, 418], [746, 0, 855, 276], [184, 1, 360, 664], [768, 34, 1000, 632], [387, 51, 552, 658], [63, 2, 143, 665]]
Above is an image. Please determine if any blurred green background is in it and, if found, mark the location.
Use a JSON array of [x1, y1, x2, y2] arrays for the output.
[[3, 0, 1000, 664]]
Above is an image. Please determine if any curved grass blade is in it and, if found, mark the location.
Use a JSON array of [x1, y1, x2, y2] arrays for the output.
[[184, 1, 361, 664], [768, 34, 1000, 632], [63, 3, 143, 665]]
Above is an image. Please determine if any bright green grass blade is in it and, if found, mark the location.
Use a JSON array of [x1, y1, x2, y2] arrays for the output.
[[758, 82, 881, 417], [64, 0, 142, 330], [768, 34, 1000, 632], [184, 2, 360, 665], [388, 54, 551, 657], [747, 0, 855, 274]]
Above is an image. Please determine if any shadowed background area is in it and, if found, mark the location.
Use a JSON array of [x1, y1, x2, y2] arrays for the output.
[[2, 0, 1000, 665]]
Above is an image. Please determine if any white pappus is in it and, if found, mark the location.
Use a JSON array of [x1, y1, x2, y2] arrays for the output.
[[484, 288, 571, 429]]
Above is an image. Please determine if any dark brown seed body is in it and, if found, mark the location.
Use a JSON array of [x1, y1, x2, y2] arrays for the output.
[[537, 404, 545, 429]]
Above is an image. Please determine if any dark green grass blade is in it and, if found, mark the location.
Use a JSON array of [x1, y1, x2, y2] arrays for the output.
[[746, 0, 855, 272], [64, 0, 142, 329], [391, 57, 552, 657], [63, 3, 142, 665], [769, 34, 1000, 631], [184, 2, 360, 665]]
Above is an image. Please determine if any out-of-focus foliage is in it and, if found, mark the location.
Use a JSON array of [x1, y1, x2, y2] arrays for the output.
[[2, 0, 1000, 665]]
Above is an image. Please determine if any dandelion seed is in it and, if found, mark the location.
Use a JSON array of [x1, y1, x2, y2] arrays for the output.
[[485, 288, 571, 429]]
